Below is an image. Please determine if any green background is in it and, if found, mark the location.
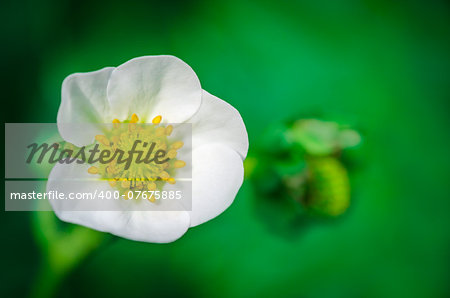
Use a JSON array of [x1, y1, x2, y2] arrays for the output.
[[2, 0, 450, 297]]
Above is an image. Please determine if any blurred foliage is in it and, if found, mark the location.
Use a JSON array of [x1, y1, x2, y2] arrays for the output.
[[31, 212, 109, 298], [287, 119, 361, 155], [247, 118, 361, 236], [2, 0, 450, 297]]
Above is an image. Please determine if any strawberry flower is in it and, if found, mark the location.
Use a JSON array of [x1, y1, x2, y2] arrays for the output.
[[47, 56, 248, 243]]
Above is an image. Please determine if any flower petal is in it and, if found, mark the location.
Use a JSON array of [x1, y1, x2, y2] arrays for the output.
[[190, 91, 248, 159], [57, 67, 114, 146], [189, 144, 244, 227], [107, 55, 202, 123], [46, 162, 190, 243]]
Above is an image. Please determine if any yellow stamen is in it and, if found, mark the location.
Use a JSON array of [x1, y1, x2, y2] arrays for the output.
[[159, 171, 170, 180], [155, 127, 165, 136], [147, 194, 156, 203], [165, 125, 173, 136], [121, 180, 131, 188], [167, 149, 177, 159], [158, 140, 167, 149], [112, 118, 121, 128], [147, 182, 157, 191], [174, 160, 186, 168], [88, 166, 99, 174], [106, 166, 115, 174], [152, 115, 162, 124], [95, 135, 110, 146], [97, 113, 186, 199], [146, 175, 156, 182], [171, 141, 184, 150], [111, 135, 120, 144], [130, 113, 139, 123]]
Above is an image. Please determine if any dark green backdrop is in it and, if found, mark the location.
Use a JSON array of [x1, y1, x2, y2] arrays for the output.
[[2, 0, 450, 297]]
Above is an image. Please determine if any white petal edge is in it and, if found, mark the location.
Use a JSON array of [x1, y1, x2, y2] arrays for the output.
[[46, 162, 191, 243], [107, 55, 202, 123], [189, 144, 245, 227], [57, 67, 114, 147], [189, 90, 248, 159]]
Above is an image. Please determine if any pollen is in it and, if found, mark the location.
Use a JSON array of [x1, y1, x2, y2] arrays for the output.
[[152, 115, 162, 124], [130, 113, 139, 123], [155, 127, 165, 136], [167, 150, 177, 159], [171, 141, 184, 150], [108, 179, 117, 187], [112, 119, 121, 128], [159, 171, 170, 180], [147, 182, 157, 191], [147, 194, 156, 203], [88, 166, 99, 174], [165, 125, 173, 136], [95, 135, 110, 146], [174, 160, 186, 168], [87, 113, 187, 201]]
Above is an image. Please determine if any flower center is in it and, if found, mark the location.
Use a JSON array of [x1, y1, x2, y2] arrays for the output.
[[87, 113, 185, 201]]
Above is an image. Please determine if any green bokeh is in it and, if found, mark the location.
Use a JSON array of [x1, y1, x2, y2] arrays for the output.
[[2, 0, 450, 297]]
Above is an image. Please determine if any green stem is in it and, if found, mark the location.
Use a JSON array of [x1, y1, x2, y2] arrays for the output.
[[31, 258, 65, 298], [31, 212, 109, 298]]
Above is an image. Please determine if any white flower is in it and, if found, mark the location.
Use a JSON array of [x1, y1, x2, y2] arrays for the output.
[[47, 55, 248, 243]]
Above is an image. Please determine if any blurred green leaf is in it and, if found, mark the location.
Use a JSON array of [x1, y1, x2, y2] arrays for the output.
[[31, 212, 110, 298]]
